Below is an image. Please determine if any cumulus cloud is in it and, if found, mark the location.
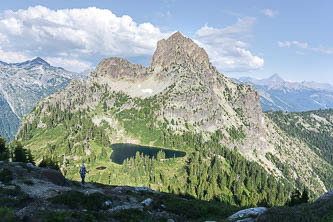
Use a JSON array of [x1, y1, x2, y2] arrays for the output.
[[45, 57, 92, 72], [0, 6, 264, 73], [0, 6, 171, 72], [195, 17, 264, 72], [261, 9, 278, 17]]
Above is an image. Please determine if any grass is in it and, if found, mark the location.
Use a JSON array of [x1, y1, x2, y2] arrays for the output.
[[0, 186, 30, 208], [256, 198, 333, 222], [151, 193, 240, 221], [0, 207, 15, 222], [112, 209, 150, 222], [50, 191, 110, 211], [38, 210, 107, 222]]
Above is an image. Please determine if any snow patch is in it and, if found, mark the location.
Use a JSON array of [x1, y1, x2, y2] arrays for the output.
[[142, 88, 153, 94]]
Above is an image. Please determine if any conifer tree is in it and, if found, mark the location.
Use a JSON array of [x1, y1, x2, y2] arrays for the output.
[[26, 149, 35, 165], [13, 142, 27, 163], [0, 136, 9, 161]]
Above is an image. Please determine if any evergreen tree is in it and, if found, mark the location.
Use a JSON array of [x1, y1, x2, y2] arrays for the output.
[[288, 189, 302, 206], [26, 149, 35, 165], [13, 142, 27, 163], [0, 136, 9, 161], [301, 188, 309, 203]]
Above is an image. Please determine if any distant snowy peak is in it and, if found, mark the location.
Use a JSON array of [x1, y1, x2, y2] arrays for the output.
[[238, 74, 333, 91], [0, 57, 50, 67], [0, 57, 86, 141], [236, 74, 333, 112]]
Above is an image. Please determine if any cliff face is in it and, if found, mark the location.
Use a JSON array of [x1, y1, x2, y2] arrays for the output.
[[150, 31, 213, 72], [16, 32, 331, 197]]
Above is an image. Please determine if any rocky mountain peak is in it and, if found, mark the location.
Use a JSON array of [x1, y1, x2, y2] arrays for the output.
[[31, 57, 49, 66], [92, 57, 148, 80], [149, 31, 213, 72], [16, 57, 50, 67], [268, 74, 284, 82]]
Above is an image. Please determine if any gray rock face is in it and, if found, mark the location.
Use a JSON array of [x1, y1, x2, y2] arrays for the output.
[[0, 57, 83, 141], [315, 190, 333, 202], [227, 207, 267, 222], [150, 31, 213, 73], [93, 57, 148, 80]]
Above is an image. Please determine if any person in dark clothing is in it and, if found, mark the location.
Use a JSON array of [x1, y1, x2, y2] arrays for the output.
[[80, 164, 88, 185]]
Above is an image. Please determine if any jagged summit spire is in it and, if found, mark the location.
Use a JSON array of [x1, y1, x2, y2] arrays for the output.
[[168, 31, 186, 40], [150, 31, 213, 72]]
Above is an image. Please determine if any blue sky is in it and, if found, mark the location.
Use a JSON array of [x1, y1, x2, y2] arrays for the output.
[[0, 0, 332, 83]]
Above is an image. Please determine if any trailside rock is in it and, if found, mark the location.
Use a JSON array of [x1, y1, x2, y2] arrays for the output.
[[227, 207, 267, 222], [315, 190, 333, 202], [141, 198, 153, 207]]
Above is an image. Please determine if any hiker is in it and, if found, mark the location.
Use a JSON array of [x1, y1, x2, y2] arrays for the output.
[[80, 164, 88, 185]]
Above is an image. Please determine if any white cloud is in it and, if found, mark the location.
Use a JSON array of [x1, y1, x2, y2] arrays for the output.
[[278, 41, 291, 48], [0, 5, 171, 72], [261, 9, 278, 17], [278, 40, 333, 54], [292, 41, 308, 49], [278, 41, 308, 49], [195, 17, 264, 72], [312, 46, 333, 54], [0, 47, 29, 63], [0, 6, 265, 73], [45, 57, 92, 72]]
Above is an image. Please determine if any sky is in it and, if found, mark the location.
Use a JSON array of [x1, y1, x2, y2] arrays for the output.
[[0, 0, 332, 83]]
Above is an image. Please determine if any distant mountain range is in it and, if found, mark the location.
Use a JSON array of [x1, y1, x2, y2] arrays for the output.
[[235, 74, 333, 112], [0, 57, 87, 141]]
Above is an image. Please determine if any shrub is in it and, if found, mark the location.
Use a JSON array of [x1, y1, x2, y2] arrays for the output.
[[0, 168, 13, 184], [0, 207, 15, 222], [50, 191, 109, 210], [23, 180, 34, 186]]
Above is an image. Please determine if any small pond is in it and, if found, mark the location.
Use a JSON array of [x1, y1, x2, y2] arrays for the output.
[[110, 143, 186, 164]]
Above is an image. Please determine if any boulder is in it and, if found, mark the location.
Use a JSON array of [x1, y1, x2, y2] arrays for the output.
[[141, 198, 153, 207], [103, 200, 112, 208], [227, 207, 267, 222], [26, 163, 36, 169]]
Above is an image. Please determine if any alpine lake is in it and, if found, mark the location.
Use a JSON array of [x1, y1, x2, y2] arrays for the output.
[[110, 143, 186, 164]]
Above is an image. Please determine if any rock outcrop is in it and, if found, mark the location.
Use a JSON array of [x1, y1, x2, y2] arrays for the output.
[[93, 57, 148, 80], [150, 31, 213, 72], [227, 207, 267, 222]]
